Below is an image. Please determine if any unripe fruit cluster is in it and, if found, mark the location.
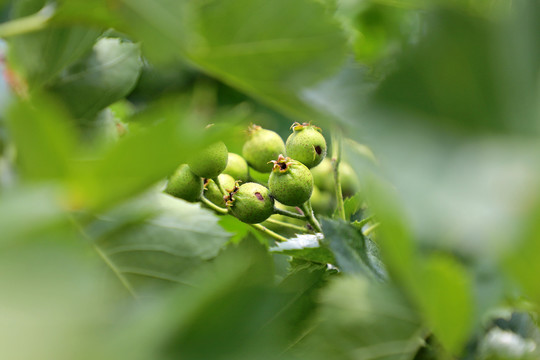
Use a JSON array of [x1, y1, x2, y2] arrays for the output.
[[163, 122, 361, 227]]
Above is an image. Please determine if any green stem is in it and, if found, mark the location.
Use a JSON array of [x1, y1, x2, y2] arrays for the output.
[[273, 206, 306, 220], [213, 176, 229, 198], [331, 130, 346, 221], [251, 223, 289, 242], [265, 218, 310, 233], [200, 195, 228, 215], [300, 201, 322, 233], [0, 6, 53, 38], [363, 222, 380, 236]]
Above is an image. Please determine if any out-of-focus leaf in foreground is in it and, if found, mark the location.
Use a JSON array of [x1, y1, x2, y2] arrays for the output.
[[0, 240, 124, 360], [0, 185, 69, 244], [297, 276, 423, 360], [110, 239, 326, 360], [86, 192, 232, 295], [7, 0, 102, 88], [6, 93, 76, 180]]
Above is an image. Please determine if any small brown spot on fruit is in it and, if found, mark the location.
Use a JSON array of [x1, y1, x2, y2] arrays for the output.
[[315, 145, 322, 155], [255, 192, 264, 201]]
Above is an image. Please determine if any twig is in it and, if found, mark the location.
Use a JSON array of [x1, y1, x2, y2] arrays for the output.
[[200, 195, 228, 214], [273, 206, 306, 220], [300, 201, 322, 233], [265, 218, 310, 233], [331, 130, 346, 220], [213, 176, 229, 197], [251, 223, 289, 242], [0, 5, 53, 38]]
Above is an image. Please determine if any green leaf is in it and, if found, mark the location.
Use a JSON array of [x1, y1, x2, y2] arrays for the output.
[[298, 276, 423, 360], [190, 0, 347, 89], [88, 192, 232, 293], [343, 193, 363, 220], [49, 37, 143, 119], [321, 218, 387, 280], [68, 98, 210, 210], [415, 255, 474, 354], [118, 239, 324, 360], [101, 0, 347, 121], [6, 93, 77, 180], [7, 0, 101, 88], [505, 205, 540, 306], [0, 185, 70, 245], [375, 6, 540, 135]]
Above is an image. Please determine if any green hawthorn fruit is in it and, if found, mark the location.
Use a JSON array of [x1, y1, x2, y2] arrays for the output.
[[188, 141, 228, 179], [268, 155, 313, 206], [165, 164, 203, 202], [242, 124, 285, 173], [340, 162, 361, 198], [204, 173, 236, 207], [310, 159, 360, 197], [310, 186, 334, 215], [223, 153, 249, 182], [310, 158, 333, 192], [226, 182, 274, 224], [286, 122, 327, 168]]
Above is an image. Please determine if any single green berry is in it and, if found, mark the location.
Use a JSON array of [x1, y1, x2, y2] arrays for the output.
[[204, 174, 236, 207], [223, 153, 249, 182], [340, 163, 361, 198], [242, 124, 285, 173], [310, 157, 333, 192], [285, 122, 327, 168], [310, 186, 334, 215], [188, 141, 228, 179], [225, 182, 274, 224], [268, 155, 313, 206], [165, 164, 203, 202]]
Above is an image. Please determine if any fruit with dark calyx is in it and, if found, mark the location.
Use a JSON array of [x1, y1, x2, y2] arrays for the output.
[[204, 174, 236, 207], [268, 155, 313, 206], [286, 122, 327, 168], [225, 182, 274, 224]]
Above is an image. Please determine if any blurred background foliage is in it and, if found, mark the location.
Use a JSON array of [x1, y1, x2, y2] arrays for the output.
[[0, 0, 540, 359]]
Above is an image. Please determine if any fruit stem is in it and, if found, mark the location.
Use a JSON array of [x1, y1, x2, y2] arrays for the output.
[[300, 201, 323, 233], [251, 223, 289, 242], [273, 206, 306, 220], [331, 130, 346, 221], [0, 5, 53, 38], [213, 176, 229, 198], [363, 222, 380, 236], [200, 195, 228, 215], [265, 218, 311, 233]]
